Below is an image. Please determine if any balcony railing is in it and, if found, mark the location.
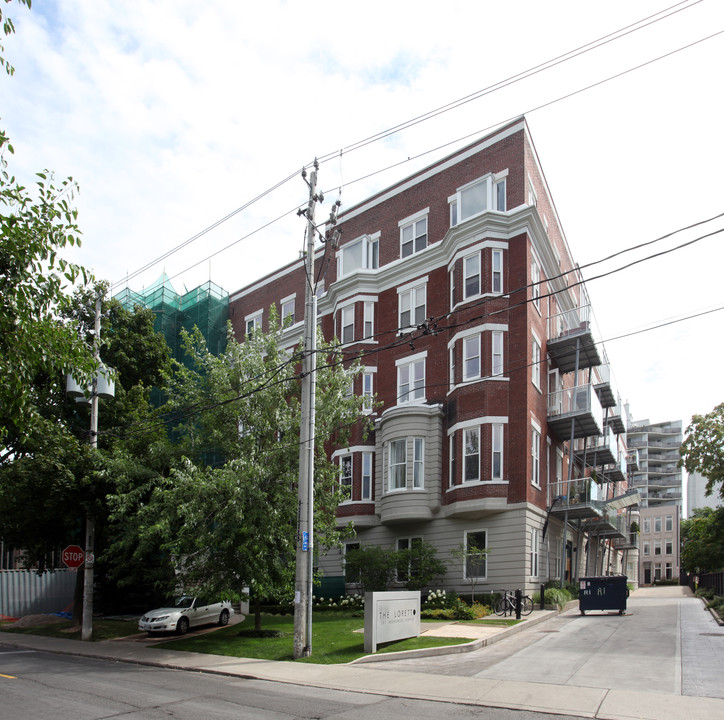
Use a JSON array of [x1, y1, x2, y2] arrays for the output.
[[546, 304, 601, 373], [548, 478, 604, 517], [547, 382, 604, 440]]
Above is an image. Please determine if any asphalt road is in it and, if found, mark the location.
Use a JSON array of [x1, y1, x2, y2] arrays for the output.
[[0, 646, 592, 720]]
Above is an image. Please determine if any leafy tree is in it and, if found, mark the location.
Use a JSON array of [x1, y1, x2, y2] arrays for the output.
[[680, 507, 724, 575], [344, 545, 398, 593], [109, 314, 367, 629], [1, 0, 31, 76], [451, 537, 488, 603], [397, 540, 447, 591], [680, 403, 724, 501]]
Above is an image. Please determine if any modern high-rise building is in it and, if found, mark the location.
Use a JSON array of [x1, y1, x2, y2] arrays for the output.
[[229, 117, 638, 596], [686, 471, 723, 517], [627, 419, 683, 509]]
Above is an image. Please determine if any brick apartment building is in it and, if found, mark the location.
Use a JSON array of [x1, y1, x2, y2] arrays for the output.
[[228, 117, 637, 596]]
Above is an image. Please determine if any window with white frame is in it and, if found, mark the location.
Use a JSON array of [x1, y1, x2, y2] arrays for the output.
[[530, 527, 540, 577], [400, 213, 428, 258], [643, 541, 650, 556], [413, 438, 424, 488], [464, 253, 480, 299], [492, 331, 504, 376], [665, 562, 673, 580], [492, 249, 503, 294], [449, 347, 455, 389], [531, 258, 541, 311], [654, 564, 662, 581], [556, 448, 563, 484], [399, 284, 426, 329], [450, 173, 507, 227], [389, 439, 407, 491], [654, 540, 662, 556], [464, 530, 487, 579], [339, 234, 379, 277], [341, 305, 354, 344], [362, 371, 374, 413], [364, 301, 375, 340], [531, 426, 541, 487], [245, 310, 262, 338], [463, 334, 481, 381], [449, 434, 457, 487], [665, 539, 673, 555], [492, 423, 503, 480], [340, 454, 352, 496], [532, 335, 541, 390], [361, 452, 373, 500], [643, 518, 651, 534], [665, 515, 673, 532], [397, 355, 425, 404], [280, 296, 295, 325], [464, 427, 480, 483], [528, 179, 537, 207], [654, 517, 662, 533], [396, 536, 422, 582]]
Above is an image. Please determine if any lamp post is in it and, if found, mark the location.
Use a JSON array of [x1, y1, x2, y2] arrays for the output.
[[65, 292, 115, 641]]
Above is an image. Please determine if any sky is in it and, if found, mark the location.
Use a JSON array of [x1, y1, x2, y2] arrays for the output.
[[2, 0, 723, 437]]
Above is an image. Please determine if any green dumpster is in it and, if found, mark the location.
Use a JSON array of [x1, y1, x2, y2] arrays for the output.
[[579, 575, 629, 615]]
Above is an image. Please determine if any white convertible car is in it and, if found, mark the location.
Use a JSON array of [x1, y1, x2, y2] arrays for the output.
[[138, 595, 234, 635]]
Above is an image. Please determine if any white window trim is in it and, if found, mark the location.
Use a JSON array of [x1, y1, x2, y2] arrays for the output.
[[363, 301, 375, 341], [463, 426, 480, 483], [388, 438, 407, 493], [245, 309, 263, 336], [530, 527, 540, 578], [492, 248, 503, 294], [463, 529, 488, 581], [463, 333, 481, 382], [398, 282, 427, 332], [532, 331, 542, 391], [413, 437, 424, 489], [492, 423, 504, 481], [531, 422, 541, 489], [395, 351, 427, 405], [361, 451, 373, 501], [398, 208, 429, 258], [362, 368, 376, 414], [492, 330, 504, 377], [337, 233, 381, 278], [463, 251, 481, 301], [341, 305, 355, 345]]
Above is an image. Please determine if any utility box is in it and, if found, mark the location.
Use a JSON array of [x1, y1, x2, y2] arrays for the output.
[[579, 576, 629, 615]]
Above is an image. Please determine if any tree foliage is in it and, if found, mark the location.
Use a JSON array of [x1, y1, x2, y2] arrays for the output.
[[680, 507, 724, 574], [680, 403, 724, 501], [108, 315, 368, 620], [1, 0, 31, 76]]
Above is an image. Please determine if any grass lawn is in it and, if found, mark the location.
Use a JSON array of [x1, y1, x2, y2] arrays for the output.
[[152, 612, 473, 664], [0, 618, 138, 641]]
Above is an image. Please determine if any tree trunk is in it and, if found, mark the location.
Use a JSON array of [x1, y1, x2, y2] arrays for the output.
[[254, 596, 262, 632]]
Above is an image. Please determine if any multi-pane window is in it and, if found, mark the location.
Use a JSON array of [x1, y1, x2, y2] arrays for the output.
[[492, 249, 503, 294], [464, 530, 487, 579], [665, 563, 673, 580], [463, 335, 481, 381], [665, 515, 673, 532], [389, 439, 407, 491], [492, 424, 503, 480], [400, 216, 427, 258], [341, 305, 355, 344], [340, 455, 352, 496], [245, 311, 262, 338], [413, 438, 424, 488], [530, 527, 539, 577], [364, 302, 375, 340], [450, 174, 507, 227], [643, 518, 651, 534], [532, 336, 541, 389], [449, 434, 457, 488], [492, 331, 504, 376], [531, 426, 541, 487], [665, 540, 673, 555], [339, 234, 379, 277], [464, 253, 480, 299], [361, 452, 373, 500], [397, 357, 425, 404], [281, 296, 295, 325], [464, 427, 480, 483], [654, 540, 662, 555], [399, 285, 426, 329], [397, 537, 422, 582], [643, 541, 650, 556], [531, 258, 541, 311], [362, 371, 374, 413], [449, 347, 455, 389], [654, 517, 662, 533]]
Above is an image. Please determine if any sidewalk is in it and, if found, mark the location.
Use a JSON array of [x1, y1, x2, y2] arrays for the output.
[[2, 592, 723, 720]]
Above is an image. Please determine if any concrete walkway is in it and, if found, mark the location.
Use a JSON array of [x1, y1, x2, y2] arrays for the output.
[[1, 586, 722, 720]]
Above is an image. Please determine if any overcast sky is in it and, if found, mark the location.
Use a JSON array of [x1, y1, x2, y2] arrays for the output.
[[3, 0, 723, 434]]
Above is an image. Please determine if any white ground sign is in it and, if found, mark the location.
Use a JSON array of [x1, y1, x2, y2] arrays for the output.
[[364, 591, 420, 653]]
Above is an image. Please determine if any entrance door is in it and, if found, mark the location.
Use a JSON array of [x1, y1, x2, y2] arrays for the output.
[[644, 566, 651, 585]]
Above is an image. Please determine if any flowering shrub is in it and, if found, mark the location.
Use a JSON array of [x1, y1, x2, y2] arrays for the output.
[[423, 589, 452, 609], [312, 593, 364, 611]]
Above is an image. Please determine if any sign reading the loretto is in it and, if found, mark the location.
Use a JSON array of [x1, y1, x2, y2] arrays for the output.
[[364, 591, 421, 653]]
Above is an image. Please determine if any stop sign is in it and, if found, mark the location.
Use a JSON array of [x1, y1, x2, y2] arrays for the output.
[[62, 545, 85, 568]]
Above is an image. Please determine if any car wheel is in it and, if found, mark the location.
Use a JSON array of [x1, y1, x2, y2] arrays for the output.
[[176, 616, 190, 635], [218, 609, 230, 626]]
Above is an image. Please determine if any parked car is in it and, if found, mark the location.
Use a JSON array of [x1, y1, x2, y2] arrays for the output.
[[138, 595, 234, 635]]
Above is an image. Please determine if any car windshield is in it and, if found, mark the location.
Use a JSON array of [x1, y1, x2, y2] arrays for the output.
[[173, 596, 195, 609]]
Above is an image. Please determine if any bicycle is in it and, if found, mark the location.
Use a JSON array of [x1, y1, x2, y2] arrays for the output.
[[494, 589, 533, 616]]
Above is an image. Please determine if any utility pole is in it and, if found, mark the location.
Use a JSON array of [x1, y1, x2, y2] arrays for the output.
[[293, 161, 322, 659], [82, 292, 101, 642]]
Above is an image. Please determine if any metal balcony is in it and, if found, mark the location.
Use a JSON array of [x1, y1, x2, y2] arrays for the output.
[[605, 398, 627, 435], [547, 479, 604, 520], [575, 428, 617, 467], [593, 361, 616, 409], [583, 510, 627, 538], [547, 382, 604, 440], [547, 304, 601, 373]]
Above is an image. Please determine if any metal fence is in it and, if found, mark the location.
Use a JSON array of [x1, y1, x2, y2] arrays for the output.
[[0, 569, 76, 618], [698, 571, 724, 596]]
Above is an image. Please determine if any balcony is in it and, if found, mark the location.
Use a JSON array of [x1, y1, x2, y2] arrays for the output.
[[548, 382, 604, 440], [627, 449, 640, 473], [593, 361, 616, 409], [605, 398, 627, 435], [575, 429, 617, 467], [613, 531, 639, 551], [547, 478, 604, 520], [583, 511, 627, 539], [547, 304, 601, 373]]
